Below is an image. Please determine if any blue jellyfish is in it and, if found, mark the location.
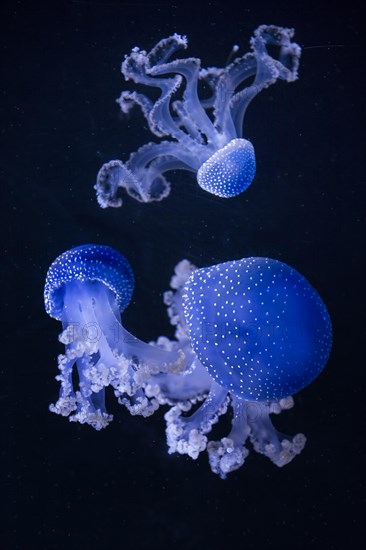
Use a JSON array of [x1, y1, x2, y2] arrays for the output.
[[95, 25, 301, 206], [44, 244, 183, 429], [144, 258, 332, 478]]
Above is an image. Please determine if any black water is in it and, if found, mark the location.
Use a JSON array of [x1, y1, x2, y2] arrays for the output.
[[2, 1, 364, 548]]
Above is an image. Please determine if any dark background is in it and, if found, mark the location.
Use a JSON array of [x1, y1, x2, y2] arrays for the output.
[[2, 0, 365, 548]]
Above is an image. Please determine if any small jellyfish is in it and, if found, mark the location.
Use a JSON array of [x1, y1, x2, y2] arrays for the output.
[[44, 244, 183, 429], [145, 258, 332, 478], [95, 25, 301, 206]]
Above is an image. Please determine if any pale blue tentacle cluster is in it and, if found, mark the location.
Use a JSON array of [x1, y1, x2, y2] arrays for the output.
[[95, 25, 301, 206]]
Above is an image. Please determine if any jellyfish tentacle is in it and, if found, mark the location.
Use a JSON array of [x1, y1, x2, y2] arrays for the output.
[[207, 395, 251, 479], [95, 141, 203, 208], [248, 398, 306, 467], [127, 141, 199, 172], [49, 352, 78, 418], [147, 359, 212, 407], [92, 283, 183, 374], [148, 33, 188, 67], [62, 283, 115, 428], [122, 35, 194, 143], [118, 388, 160, 417], [141, 259, 211, 410], [231, 25, 301, 135], [95, 160, 139, 208], [201, 52, 257, 139], [164, 258, 197, 342], [117, 90, 154, 124], [151, 57, 218, 145], [206, 396, 306, 478], [171, 100, 205, 143], [165, 381, 229, 460]]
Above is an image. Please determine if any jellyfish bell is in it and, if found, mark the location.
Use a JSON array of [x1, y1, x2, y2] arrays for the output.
[[44, 244, 134, 320], [44, 244, 183, 429], [196, 138, 256, 197], [183, 257, 333, 401]]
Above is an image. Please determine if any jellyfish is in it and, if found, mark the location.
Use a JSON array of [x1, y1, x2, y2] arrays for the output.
[[145, 257, 332, 478], [95, 25, 301, 206], [44, 244, 183, 429]]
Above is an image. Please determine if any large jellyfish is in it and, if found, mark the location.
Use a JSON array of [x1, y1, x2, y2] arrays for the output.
[[95, 25, 301, 206], [44, 244, 183, 429], [145, 257, 332, 478]]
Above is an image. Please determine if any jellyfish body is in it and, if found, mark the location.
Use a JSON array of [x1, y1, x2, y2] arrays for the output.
[[95, 25, 301, 207], [183, 257, 332, 401], [145, 258, 332, 478], [44, 245, 182, 429]]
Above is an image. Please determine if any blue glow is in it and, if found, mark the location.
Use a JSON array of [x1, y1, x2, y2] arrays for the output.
[[95, 25, 301, 206]]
